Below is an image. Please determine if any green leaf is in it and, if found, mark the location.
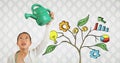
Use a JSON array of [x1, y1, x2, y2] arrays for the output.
[[43, 45, 57, 55], [77, 15, 89, 26], [94, 43, 108, 51]]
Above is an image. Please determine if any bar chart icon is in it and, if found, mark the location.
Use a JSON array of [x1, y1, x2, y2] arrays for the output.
[[94, 23, 109, 32]]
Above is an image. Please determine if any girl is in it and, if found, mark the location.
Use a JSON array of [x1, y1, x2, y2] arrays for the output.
[[7, 12, 54, 63]]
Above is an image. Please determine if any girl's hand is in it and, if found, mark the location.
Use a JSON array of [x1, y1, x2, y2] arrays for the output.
[[50, 12, 54, 19], [46, 12, 54, 26]]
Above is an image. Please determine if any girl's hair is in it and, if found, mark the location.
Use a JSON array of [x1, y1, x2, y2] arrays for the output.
[[17, 32, 31, 42]]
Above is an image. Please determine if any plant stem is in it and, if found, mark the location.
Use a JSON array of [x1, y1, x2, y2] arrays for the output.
[[57, 28, 93, 63], [79, 28, 91, 49], [78, 27, 92, 63], [68, 30, 77, 45], [78, 50, 81, 63], [58, 40, 81, 63]]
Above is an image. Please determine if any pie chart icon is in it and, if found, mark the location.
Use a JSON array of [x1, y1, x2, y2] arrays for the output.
[[100, 34, 110, 43]]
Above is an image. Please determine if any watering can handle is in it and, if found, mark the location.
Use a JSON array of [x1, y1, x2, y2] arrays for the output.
[[46, 9, 51, 15], [31, 4, 42, 14]]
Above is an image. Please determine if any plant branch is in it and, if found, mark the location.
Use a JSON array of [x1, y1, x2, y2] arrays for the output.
[[68, 30, 77, 45], [68, 30, 75, 38], [74, 35, 77, 45], [78, 27, 84, 42], [57, 35, 63, 38], [88, 34, 101, 42], [57, 40, 81, 63], [79, 28, 92, 49], [63, 35, 72, 43], [82, 45, 94, 49], [57, 32, 72, 43], [57, 40, 68, 45], [57, 32, 64, 35], [58, 40, 80, 52]]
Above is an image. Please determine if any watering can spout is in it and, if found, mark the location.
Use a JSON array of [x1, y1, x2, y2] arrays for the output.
[[25, 13, 37, 19]]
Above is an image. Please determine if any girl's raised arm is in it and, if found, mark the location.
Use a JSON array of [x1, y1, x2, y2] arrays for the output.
[[31, 12, 54, 56]]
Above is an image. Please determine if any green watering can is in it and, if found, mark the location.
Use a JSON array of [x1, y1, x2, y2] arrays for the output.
[[25, 4, 52, 26]]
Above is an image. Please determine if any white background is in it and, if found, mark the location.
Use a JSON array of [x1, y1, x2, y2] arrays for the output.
[[0, 0, 120, 63]]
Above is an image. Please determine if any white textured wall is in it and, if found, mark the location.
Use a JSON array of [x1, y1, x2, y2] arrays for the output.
[[0, 0, 120, 63]]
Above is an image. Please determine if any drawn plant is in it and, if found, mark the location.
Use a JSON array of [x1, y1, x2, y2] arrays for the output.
[[43, 15, 110, 63]]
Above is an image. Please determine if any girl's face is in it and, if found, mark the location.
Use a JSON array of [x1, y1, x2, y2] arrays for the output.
[[17, 33, 31, 50]]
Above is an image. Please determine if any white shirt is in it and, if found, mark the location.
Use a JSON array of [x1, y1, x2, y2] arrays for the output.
[[7, 27, 49, 63]]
